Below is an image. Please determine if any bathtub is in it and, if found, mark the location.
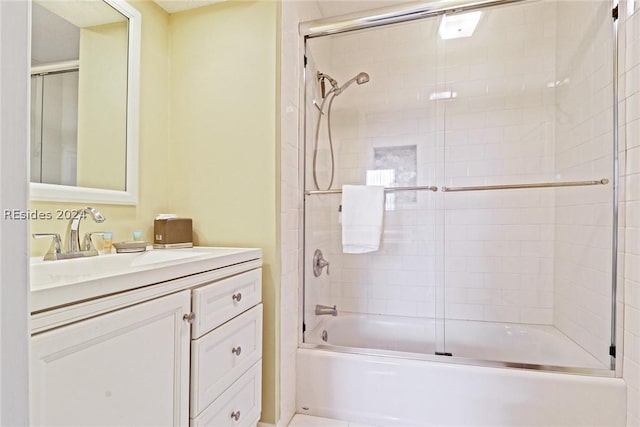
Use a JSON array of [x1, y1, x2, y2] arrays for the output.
[[297, 313, 626, 426]]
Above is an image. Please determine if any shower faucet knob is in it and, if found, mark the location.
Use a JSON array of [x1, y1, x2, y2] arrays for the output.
[[313, 249, 330, 277]]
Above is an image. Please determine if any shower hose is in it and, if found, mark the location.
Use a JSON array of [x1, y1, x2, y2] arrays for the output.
[[312, 92, 337, 191]]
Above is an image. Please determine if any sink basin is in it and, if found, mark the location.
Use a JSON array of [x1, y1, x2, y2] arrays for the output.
[[32, 249, 202, 286], [30, 246, 261, 313], [129, 249, 203, 266]]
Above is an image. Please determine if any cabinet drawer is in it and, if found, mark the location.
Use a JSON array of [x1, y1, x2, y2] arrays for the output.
[[191, 304, 262, 417], [191, 360, 262, 427], [192, 269, 261, 339]]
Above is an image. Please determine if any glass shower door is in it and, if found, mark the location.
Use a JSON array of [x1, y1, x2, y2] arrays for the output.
[[303, 17, 445, 355], [30, 70, 79, 186], [438, 0, 614, 370]]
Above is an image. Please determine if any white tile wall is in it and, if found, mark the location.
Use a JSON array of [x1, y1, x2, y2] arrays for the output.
[[305, 1, 558, 325], [554, 0, 615, 368], [622, 1, 640, 425], [438, 0, 557, 325], [280, 2, 323, 426]]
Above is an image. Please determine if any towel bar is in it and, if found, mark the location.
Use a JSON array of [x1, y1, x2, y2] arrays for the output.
[[305, 185, 438, 196]]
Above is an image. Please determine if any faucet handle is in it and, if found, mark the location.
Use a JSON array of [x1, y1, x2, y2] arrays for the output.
[[32, 233, 63, 261], [313, 249, 330, 277], [83, 232, 104, 252]]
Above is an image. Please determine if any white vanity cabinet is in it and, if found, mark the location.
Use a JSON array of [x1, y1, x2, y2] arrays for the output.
[[30, 290, 192, 426], [190, 269, 263, 426], [30, 248, 263, 427]]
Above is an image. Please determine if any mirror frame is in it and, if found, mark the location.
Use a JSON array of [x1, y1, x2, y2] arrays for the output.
[[29, 0, 141, 205]]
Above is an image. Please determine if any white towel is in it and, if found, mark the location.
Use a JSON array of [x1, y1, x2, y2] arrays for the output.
[[341, 185, 385, 254]]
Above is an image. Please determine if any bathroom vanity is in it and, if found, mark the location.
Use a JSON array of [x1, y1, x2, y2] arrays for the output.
[[29, 247, 262, 426]]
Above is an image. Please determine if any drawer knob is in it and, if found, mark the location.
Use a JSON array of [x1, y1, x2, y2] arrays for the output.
[[232, 346, 242, 356], [230, 410, 241, 421], [183, 312, 195, 323], [232, 292, 242, 302]]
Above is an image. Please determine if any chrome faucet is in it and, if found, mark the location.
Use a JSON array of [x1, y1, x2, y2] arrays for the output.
[[315, 304, 338, 316], [32, 207, 107, 261], [66, 207, 106, 253]]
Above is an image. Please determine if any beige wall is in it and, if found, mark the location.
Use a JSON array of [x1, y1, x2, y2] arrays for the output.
[[76, 21, 128, 191], [31, 0, 171, 255], [168, 2, 279, 423], [30, 1, 281, 424]]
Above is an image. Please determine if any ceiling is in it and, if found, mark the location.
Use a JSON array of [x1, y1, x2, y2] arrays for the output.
[[31, 2, 80, 65], [153, 0, 226, 14], [32, 0, 127, 66], [35, 0, 126, 27], [153, 0, 411, 17]]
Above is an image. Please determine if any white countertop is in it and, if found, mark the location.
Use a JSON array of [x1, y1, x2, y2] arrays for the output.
[[30, 246, 262, 313]]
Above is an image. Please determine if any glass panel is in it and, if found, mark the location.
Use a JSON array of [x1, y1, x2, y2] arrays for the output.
[[31, 75, 43, 183], [39, 71, 79, 186], [303, 17, 444, 354], [553, 0, 614, 368], [302, 0, 615, 374], [440, 0, 613, 369], [31, 0, 129, 192]]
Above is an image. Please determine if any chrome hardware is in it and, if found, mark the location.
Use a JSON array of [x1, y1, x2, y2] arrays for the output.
[[32, 233, 63, 261], [232, 293, 242, 302], [32, 233, 102, 261], [183, 312, 195, 323], [230, 411, 241, 421], [313, 249, 330, 277], [304, 179, 608, 195], [83, 232, 104, 253], [232, 346, 242, 356], [301, 0, 540, 37], [66, 207, 106, 253], [315, 304, 338, 316], [442, 178, 609, 192], [305, 184, 438, 196], [34, 208, 108, 261], [322, 330, 328, 342]]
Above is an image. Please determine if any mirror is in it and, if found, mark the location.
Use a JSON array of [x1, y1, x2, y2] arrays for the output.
[[30, 0, 140, 205]]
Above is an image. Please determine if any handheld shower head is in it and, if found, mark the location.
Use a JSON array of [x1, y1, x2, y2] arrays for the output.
[[335, 71, 370, 95], [312, 70, 370, 191], [355, 72, 370, 84]]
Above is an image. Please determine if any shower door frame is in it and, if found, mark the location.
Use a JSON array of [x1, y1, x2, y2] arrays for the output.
[[300, 0, 621, 378]]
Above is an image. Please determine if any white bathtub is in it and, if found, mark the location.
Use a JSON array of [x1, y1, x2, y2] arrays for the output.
[[305, 313, 607, 369], [297, 313, 626, 426]]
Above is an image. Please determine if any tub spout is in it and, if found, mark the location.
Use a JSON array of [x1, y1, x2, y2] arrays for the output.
[[315, 304, 338, 316]]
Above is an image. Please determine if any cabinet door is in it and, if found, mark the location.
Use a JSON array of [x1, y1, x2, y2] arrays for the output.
[[31, 291, 191, 426]]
